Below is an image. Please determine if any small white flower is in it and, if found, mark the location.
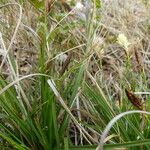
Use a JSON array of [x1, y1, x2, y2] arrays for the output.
[[117, 33, 130, 49], [72, 2, 86, 21], [56, 53, 68, 65], [75, 2, 84, 11]]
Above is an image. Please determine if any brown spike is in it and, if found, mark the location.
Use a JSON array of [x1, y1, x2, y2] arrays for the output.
[[134, 46, 144, 72], [125, 89, 143, 110], [45, 0, 55, 13], [61, 0, 72, 12]]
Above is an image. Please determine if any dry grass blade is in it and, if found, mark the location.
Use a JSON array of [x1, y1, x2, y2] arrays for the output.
[[0, 73, 49, 97], [47, 79, 98, 144], [96, 110, 150, 150], [0, 3, 22, 73]]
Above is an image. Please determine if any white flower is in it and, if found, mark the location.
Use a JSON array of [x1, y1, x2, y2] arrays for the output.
[[56, 53, 68, 65], [75, 2, 84, 11], [117, 33, 130, 49], [72, 2, 86, 21]]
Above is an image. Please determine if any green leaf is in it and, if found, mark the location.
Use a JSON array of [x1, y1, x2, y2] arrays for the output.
[[96, 0, 101, 9], [28, 0, 44, 10]]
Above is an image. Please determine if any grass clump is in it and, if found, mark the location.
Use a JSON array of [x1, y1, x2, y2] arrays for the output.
[[0, 0, 150, 149]]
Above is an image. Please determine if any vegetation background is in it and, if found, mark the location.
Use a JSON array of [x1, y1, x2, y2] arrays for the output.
[[0, 0, 150, 149]]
